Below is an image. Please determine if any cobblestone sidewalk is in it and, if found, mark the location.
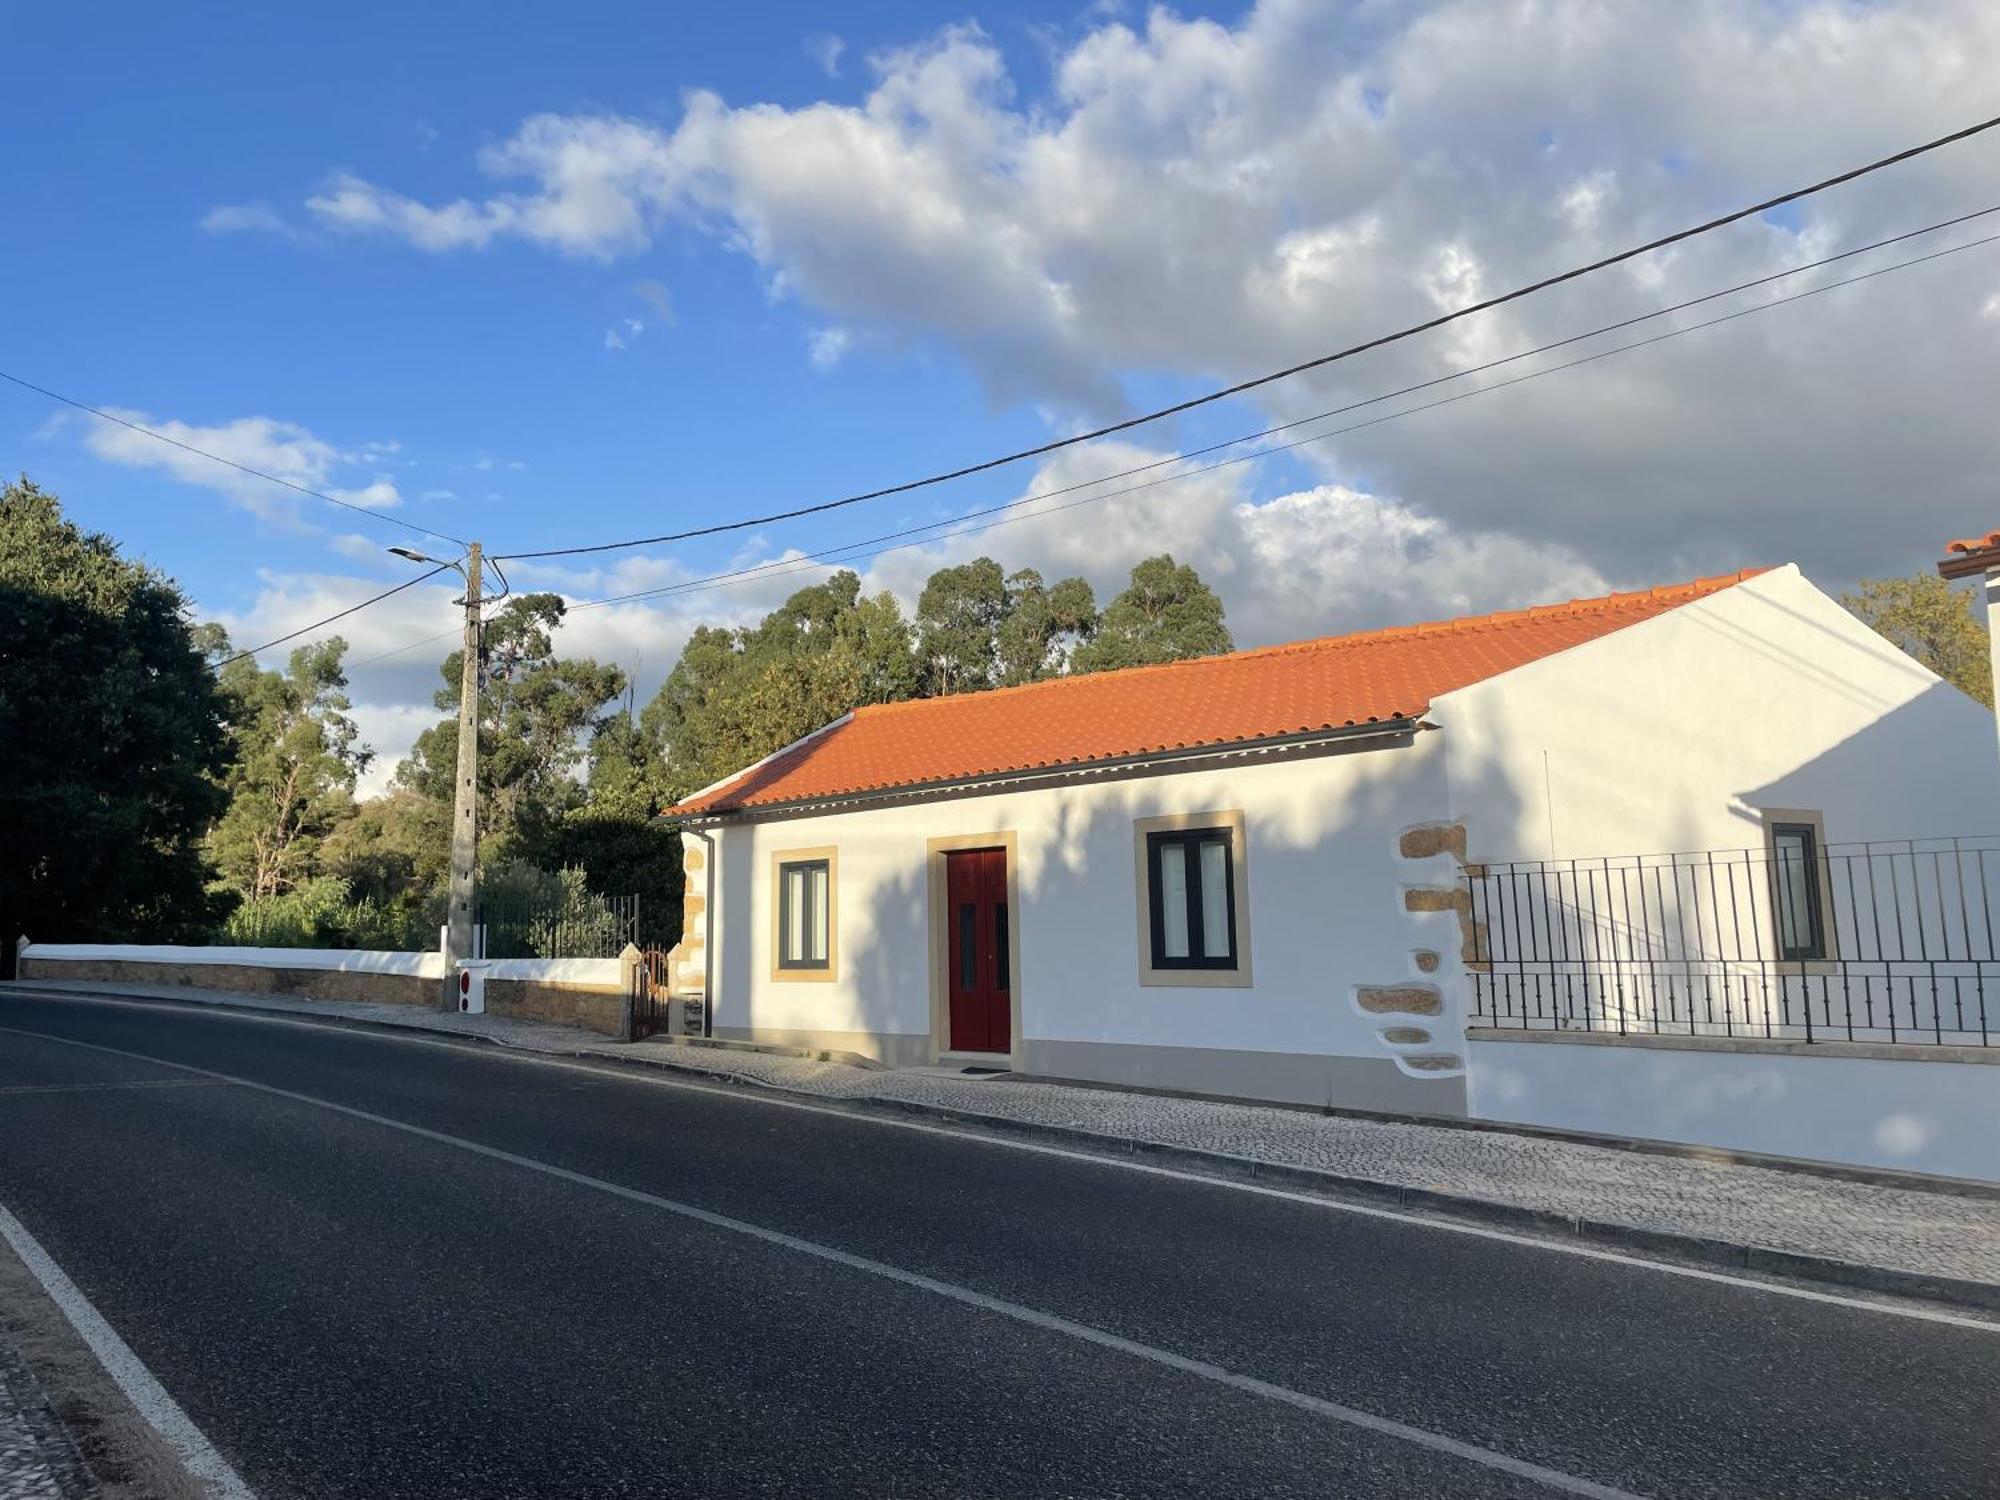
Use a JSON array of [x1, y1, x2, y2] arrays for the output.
[[8, 979, 1999, 1295], [0, 1327, 91, 1500]]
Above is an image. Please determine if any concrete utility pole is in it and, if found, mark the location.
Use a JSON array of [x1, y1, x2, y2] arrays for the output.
[[1938, 529, 2000, 759], [446, 542, 484, 1004], [390, 542, 485, 1008]]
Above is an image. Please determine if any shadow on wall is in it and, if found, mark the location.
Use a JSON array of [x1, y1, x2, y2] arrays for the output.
[[1737, 679, 2000, 844], [831, 730, 1530, 1106]]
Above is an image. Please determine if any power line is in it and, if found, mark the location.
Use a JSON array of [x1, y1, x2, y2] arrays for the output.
[[214, 564, 454, 670], [345, 209, 2000, 672], [494, 112, 2000, 563], [554, 213, 2000, 615], [0, 369, 470, 547]]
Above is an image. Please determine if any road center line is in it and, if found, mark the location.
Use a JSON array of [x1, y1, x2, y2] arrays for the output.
[[0, 1078, 225, 1097], [7, 992, 1998, 1333], [0, 1198, 255, 1500], [0, 1022, 1640, 1500]]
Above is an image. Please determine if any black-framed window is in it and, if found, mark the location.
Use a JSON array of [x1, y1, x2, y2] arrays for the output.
[[778, 858, 831, 970], [1146, 828, 1237, 969], [1770, 823, 1825, 961]]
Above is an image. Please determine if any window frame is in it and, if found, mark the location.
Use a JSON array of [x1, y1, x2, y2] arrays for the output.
[[1145, 828, 1239, 971], [1768, 821, 1826, 962], [1132, 809, 1253, 989], [769, 846, 839, 983], [1757, 808, 1837, 968]]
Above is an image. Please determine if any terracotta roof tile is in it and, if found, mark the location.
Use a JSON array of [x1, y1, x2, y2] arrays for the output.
[[668, 568, 1770, 817], [1946, 530, 2000, 556]]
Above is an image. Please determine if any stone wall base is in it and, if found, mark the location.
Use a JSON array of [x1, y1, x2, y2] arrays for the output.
[[17, 957, 434, 1007]]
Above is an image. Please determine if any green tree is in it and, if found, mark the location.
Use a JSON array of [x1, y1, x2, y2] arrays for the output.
[[1071, 554, 1232, 673], [320, 789, 448, 912], [398, 593, 626, 857], [916, 558, 1007, 693], [647, 572, 918, 801], [0, 478, 231, 961], [208, 637, 371, 900], [997, 568, 1098, 684], [1842, 574, 1992, 708]]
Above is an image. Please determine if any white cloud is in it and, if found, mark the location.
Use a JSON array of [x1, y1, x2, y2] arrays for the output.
[[806, 326, 852, 369], [240, 0, 2000, 584], [604, 316, 646, 350], [200, 202, 292, 236], [81, 409, 403, 524], [635, 278, 677, 325], [421, 487, 458, 502], [806, 33, 846, 78], [212, 438, 1627, 802]]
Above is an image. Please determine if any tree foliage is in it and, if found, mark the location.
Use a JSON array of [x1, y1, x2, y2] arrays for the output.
[[640, 552, 1230, 805], [1071, 554, 1232, 673], [0, 478, 231, 957], [648, 571, 918, 802], [398, 593, 627, 856], [208, 637, 371, 900], [1842, 573, 1993, 708]]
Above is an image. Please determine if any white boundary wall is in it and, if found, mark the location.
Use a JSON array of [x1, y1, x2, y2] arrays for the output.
[[1468, 1034, 2000, 1182], [16, 942, 619, 987]]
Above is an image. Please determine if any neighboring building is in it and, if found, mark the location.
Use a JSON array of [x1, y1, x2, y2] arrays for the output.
[[660, 565, 1999, 1119]]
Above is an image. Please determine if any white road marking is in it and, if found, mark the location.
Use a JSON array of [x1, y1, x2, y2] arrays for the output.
[[0, 1199, 256, 1500], [1, 1024, 1639, 1499], [6, 990, 1998, 1333]]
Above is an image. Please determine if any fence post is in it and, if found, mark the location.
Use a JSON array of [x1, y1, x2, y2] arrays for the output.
[[618, 942, 644, 1042]]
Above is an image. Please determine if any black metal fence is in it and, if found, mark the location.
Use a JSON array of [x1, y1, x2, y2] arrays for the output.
[[475, 893, 641, 960], [1465, 838, 1999, 1046]]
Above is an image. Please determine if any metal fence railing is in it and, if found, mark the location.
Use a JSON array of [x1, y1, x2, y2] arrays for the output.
[[475, 893, 641, 960], [1465, 837, 1999, 1047]]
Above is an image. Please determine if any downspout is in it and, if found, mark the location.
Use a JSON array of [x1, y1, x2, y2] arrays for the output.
[[691, 826, 717, 1039]]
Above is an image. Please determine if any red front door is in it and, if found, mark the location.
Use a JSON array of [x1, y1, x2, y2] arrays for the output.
[[945, 848, 1011, 1054]]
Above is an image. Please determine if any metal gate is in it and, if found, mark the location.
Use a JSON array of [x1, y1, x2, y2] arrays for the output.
[[630, 947, 673, 1041]]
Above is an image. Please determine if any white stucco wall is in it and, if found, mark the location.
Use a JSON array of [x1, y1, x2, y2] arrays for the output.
[[702, 729, 1463, 1105], [1436, 565, 2000, 861], [1468, 1035, 2000, 1181], [694, 566, 2000, 1119]]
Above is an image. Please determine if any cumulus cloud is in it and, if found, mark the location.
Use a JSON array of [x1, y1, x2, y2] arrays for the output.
[[81, 409, 404, 524], [233, 0, 2000, 585]]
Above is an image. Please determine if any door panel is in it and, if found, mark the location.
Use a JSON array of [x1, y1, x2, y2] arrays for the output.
[[945, 848, 1010, 1054]]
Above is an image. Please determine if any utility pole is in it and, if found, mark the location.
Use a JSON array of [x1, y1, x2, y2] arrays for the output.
[[446, 542, 484, 1006], [390, 541, 485, 1009]]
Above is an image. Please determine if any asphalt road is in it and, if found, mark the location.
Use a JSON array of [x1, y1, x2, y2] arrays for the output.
[[0, 992, 1994, 1499]]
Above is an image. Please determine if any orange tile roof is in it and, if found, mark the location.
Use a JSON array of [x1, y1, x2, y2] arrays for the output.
[[668, 568, 1770, 817], [1940, 530, 2000, 579]]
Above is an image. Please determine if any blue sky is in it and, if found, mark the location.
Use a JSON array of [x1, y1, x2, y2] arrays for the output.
[[7, 2, 1132, 591], [8, 1, 1997, 783]]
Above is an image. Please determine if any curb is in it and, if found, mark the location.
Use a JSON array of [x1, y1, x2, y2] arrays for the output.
[[9, 983, 2000, 1316]]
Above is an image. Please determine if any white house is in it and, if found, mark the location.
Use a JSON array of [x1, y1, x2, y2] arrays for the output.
[[662, 565, 1999, 1146]]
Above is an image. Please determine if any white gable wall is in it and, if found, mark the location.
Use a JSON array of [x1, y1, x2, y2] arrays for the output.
[[1438, 565, 2000, 1175], [1435, 565, 1998, 860]]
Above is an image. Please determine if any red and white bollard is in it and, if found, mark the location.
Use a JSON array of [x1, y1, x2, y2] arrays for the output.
[[455, 961, 490, 1015]]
